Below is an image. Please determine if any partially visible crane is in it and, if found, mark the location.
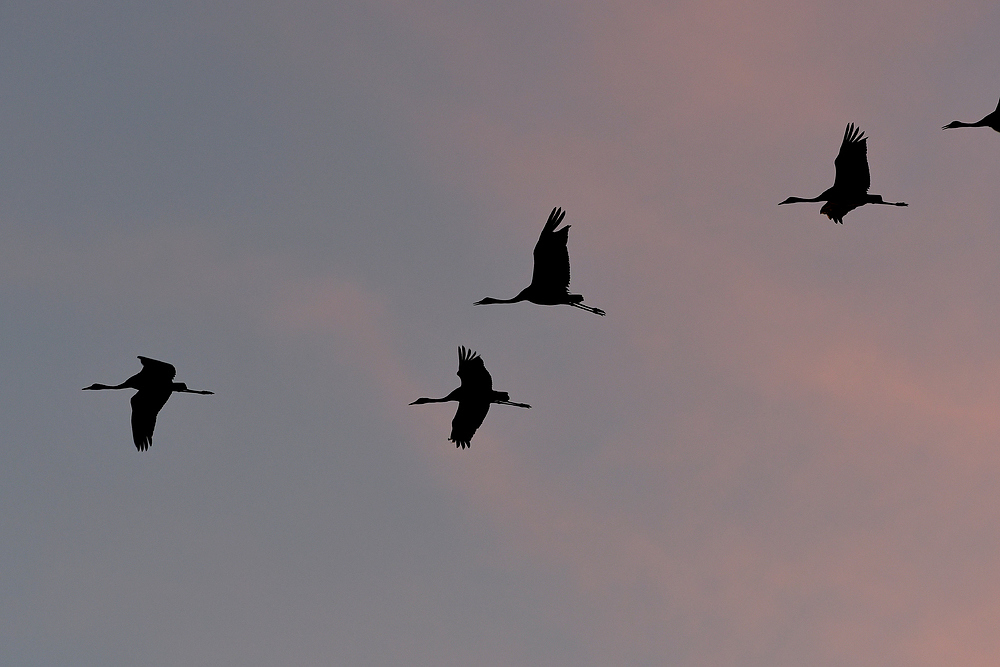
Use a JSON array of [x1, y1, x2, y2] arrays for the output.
[[943, 97, 1000, 132]]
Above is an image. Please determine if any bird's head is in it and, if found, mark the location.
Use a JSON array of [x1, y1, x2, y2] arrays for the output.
[[474, 297, 500, 305]]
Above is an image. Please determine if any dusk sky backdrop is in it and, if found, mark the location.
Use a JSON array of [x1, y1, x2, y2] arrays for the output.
[[2, 1, 1000, 665]]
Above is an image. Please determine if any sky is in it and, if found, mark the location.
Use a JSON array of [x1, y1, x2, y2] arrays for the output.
[[2, 0, 1000, 665]]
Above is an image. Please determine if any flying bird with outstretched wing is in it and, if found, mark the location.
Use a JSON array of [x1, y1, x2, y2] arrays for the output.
[[475, 207, 605, 315], [84, 356, 214, 451], [779, 123, 907, 223], [410, 346, 530, 449]]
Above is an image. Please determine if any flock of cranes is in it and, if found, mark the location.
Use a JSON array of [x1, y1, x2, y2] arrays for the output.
[[85, 98, 1000, 450]]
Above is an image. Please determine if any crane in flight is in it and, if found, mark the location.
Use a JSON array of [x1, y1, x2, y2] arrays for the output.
[[84, 356, 214, 451], [779, 124, 907, 224], [942, 97, 1000, 132], [410, 346, 530, 449], [475, 207, 605, 315]]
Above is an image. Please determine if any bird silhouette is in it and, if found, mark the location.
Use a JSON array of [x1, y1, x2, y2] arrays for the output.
[[942, 97, 1000, 132], [410, 346, 530, 449], [83, 356, 214, 451], [779, 123, 907, 224], [475, 207, 606, 315]]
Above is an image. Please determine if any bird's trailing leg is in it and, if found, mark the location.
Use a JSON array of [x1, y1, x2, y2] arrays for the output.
[[869, 195, 908, 207], [496, 400, 532, 409], [569, 302, 606, 316]]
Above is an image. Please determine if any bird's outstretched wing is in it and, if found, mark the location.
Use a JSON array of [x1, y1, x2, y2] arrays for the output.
[[531, 207, 571, 293], [456, 346, 492, 393], [449, 398, 490, 449], [137, 356, 177, 383], [832, 123, 870, 195], [130, 388, 171, 451], [450, 346, 494, 449]]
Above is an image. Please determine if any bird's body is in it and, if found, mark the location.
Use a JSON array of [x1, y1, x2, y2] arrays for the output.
[[779, 123, 907, 224], [84, 356, 213, 451], [410, 346, 530, 449], [475, 207, 605, 315], [943, 97, 1000, 132]]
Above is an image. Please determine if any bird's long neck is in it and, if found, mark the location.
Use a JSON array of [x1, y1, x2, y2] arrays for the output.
[[780, 195, 826, 205], [82, 381, 130, 391], [477, 287, 533, 306], [475, 294, 526, 306], [411, 387, 462, 404]]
